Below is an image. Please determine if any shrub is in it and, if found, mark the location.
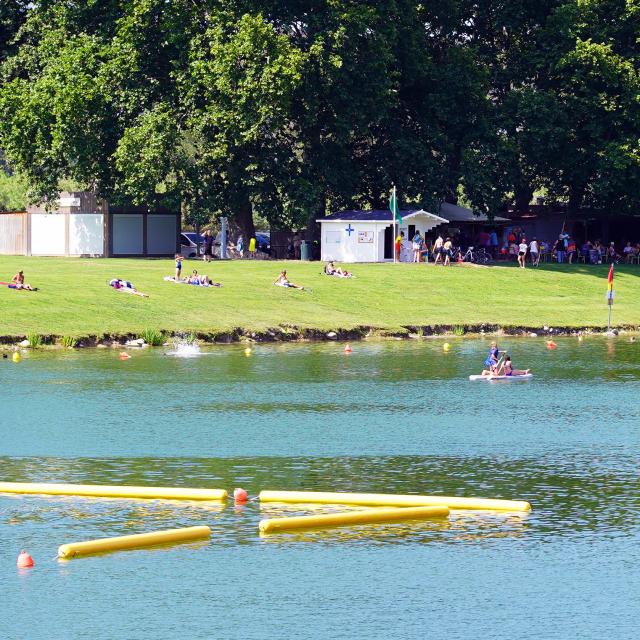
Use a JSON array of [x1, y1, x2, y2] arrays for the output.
[[27, 333, 43, 348], [141, 328, 165, 346], [60, 335, 77, 348], [453, 325, 466, 336]]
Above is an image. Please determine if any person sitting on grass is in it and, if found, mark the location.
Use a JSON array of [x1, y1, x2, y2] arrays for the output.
[[186, 269, 221, 287], [324, 261, 352, 278], [274, 270, 306, 290], [109, 279, 149, 297], [8, 270, 36, 291]]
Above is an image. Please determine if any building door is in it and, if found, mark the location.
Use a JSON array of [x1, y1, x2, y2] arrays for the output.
[[384, 225, 394, 259]]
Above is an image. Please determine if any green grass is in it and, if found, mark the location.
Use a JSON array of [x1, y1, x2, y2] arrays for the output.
[[0, 256, 638, 337]]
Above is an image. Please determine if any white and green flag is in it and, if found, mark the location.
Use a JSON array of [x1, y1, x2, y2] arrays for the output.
[[389, 187, 402, 224]]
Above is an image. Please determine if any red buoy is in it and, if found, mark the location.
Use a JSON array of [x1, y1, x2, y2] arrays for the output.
[[233, 488, 248, 503], [17, 550, 34, 568]]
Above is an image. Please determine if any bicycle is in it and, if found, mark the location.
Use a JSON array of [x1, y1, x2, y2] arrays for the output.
[[461, 246, 492, 265]]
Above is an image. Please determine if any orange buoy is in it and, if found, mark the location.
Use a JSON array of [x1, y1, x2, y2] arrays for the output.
[[233, 488, 248, 503], [119, 352, 131, 360], [344, 344, 352, 353], [17, 550, 34, 568], [546, 340, 557, 350]]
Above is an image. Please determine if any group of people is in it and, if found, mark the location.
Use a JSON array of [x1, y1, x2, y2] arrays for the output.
[[170, 255, 221, 286], [1, 270, 36, 291], [505, 234, 640, 267], [481, 341, 530, 377], [395, 232, 457, 265]]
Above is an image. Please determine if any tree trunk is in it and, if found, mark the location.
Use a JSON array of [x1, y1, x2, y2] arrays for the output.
[[514, 185, 534, 212], [233, 199, 255, 242], [305, 191, 326, 261]]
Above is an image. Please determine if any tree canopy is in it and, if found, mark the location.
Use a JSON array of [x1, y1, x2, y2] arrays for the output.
[[0, 0, 639, 231]]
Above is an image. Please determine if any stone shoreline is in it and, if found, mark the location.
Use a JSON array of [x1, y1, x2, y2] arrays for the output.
[[0, 323, 635, 349]]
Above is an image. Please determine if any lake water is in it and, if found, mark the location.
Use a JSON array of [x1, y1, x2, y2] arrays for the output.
[[2, 338, 639, 639]]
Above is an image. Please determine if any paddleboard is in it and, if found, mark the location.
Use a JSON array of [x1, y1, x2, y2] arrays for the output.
[[469, 373, 533, 381]]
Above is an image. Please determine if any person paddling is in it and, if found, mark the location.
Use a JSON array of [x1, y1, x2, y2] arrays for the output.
[[482, 341, 501, 374]]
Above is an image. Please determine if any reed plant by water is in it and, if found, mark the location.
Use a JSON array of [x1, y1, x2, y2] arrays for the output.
[[140, 328, 165, 346], [60, 335, 77, 348], [27, 333, 43, 348]]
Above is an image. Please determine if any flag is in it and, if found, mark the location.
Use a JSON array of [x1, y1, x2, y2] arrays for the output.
[[389, 187, 402, 224], [607, 263, 614, 305]]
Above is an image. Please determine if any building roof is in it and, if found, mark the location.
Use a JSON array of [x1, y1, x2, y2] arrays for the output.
[[317, 209, 448, 224], [439, 202, 510, 223]]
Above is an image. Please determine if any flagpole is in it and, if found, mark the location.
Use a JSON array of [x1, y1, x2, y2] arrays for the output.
[[393, 185, 397, 264]]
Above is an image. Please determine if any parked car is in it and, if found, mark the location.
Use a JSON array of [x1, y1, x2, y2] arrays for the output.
[[180, 232, 205, 258], [255, 232, 271, 255]]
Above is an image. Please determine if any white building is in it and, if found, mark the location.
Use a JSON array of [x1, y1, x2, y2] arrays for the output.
[[317, 209, 448, 263], [0, 191, 179, 257]]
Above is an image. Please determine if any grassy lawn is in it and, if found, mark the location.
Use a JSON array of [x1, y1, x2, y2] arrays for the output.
[[0, 256, 638, 338]]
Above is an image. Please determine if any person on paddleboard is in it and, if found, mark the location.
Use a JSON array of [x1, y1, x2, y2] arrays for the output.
[[501, 355, 530, 377], [483, 341, 500, 374]]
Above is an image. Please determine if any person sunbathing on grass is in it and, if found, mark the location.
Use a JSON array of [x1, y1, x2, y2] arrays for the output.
[[324, 261, 352, 278], [109, 278, 149, 297], [8, 270, 36, 291], [185, 270, 221, 287], [274, 270, 306, 290]]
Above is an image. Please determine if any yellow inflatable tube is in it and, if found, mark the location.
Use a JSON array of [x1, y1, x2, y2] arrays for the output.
[[259, 490, 531, 512], [259, 505, 449, 534], [58, 525, 211, 559], [0, 482, 227, 501]]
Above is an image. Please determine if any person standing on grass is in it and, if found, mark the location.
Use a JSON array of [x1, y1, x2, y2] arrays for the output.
[[248, 236, 257, 259], [529, 238, 540, 266], [555, 236, 566, 263], [433, 234, 444, 264], [236, 235, 244, 258], [412, 231, 423, 263], [395, 231, 404, 261], [293, 232, 302, 260], [518, 238, 528, 268], [202, 230, 214, 262], [174, 254, 183, 280], [443, 237, 453, 266]]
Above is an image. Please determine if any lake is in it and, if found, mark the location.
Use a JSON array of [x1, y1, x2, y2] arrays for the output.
[[2, 338, 639, 639]]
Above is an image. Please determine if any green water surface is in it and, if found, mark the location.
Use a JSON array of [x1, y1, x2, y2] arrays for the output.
[[2, 338, 639, 639]]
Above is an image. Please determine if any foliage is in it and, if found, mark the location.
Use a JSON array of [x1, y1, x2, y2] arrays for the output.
[[140, 328, 165, 346], [0, 170, 27, 210], [0, 1, 639, 222], [60, 335, 77, 348], [26, 333, 42, 348]]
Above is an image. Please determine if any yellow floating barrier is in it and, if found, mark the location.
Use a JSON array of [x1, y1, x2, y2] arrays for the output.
[[58, 525, 211, 559], [259, 490, 531, 512], [259, 505, 449, 534], [0, 482, 227, 501]]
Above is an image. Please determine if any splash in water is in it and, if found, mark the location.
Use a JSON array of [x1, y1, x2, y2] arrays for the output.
[[166, 337, 202, 357]]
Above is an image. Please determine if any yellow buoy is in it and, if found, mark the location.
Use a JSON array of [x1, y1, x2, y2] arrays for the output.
[[12, 352, 21, 363], [0, 482, 227, 501], [443, 343, 451, 351], [244, 347, 252, 356], [58, 525, 211, 559], [259, 505, 449, 534], [259, 490, 531, 512]]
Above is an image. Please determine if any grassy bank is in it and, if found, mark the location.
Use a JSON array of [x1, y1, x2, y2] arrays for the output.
[[0, 256, 638, 340]]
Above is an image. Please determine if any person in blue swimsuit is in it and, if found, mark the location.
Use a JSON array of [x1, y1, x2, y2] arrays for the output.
[[174, 254, 183, 281], [483, 341, 500, 374]]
